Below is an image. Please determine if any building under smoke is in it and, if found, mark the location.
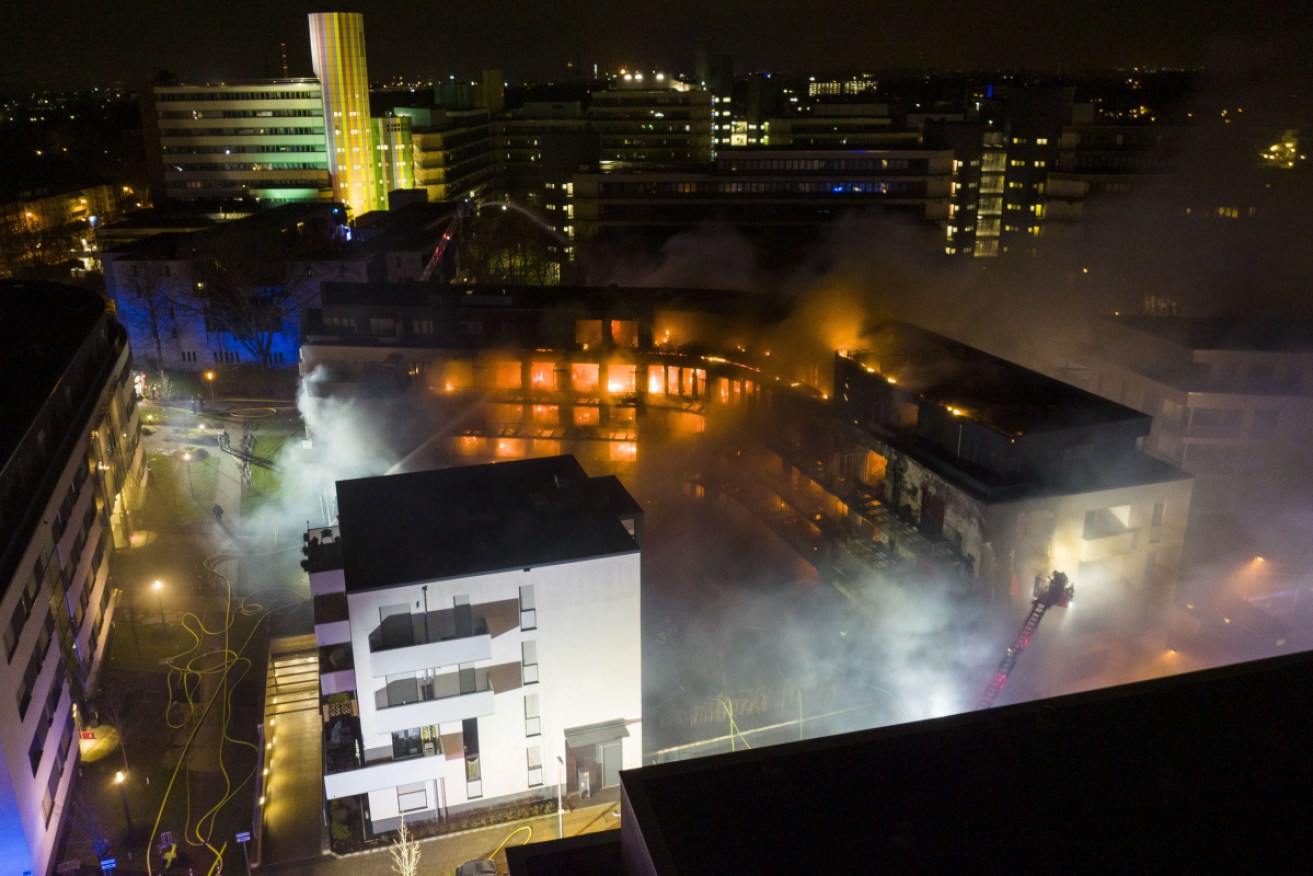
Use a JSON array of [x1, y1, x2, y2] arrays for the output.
[[300, 284, 1194, 701], [833, 323, 1193, 693], [305, 455, 642, 835]]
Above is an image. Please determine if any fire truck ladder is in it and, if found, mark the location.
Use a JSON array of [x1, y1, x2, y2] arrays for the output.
[[418, 199, 474, 282], [976, 571, 1074, 710]]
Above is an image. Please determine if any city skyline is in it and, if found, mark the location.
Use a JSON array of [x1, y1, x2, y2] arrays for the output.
[[3, 0, 1313, 90]]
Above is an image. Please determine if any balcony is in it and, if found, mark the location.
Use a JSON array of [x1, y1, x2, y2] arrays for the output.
[[324, 747, 447, 799], [369, 633, 492, 679], [1081, 507, 1137, 562], [314, 592, 350, 647], [1080, 528, 1136, 562], [372, 671, 495, 735], [368, 606, 492, 677], [319, 643, 355, 695]]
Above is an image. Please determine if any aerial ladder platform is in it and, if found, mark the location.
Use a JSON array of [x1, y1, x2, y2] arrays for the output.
[[419, 199, 474, 282], [975, 571, 1074, 710]]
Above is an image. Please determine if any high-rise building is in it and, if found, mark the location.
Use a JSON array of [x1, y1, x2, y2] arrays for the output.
[[476, 69, 506, 115], [0, 282, 144, 876], [309, 12, 383, 218]]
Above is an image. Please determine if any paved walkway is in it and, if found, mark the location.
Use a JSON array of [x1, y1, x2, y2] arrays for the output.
[[260, 636, 326, 867], [261, 793, 622, 876]]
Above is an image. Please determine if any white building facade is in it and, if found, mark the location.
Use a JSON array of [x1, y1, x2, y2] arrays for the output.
[[308, 456, 641, 834]]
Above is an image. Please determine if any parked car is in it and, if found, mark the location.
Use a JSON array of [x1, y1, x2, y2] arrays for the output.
[[456, 860, 498, 876]]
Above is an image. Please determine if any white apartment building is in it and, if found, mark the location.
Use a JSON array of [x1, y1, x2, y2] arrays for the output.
[[307, 455, 642, 834]]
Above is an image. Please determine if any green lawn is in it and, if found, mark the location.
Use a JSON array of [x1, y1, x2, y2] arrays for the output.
[[240, 433, 292, 517], [148, 449, 220, 526]]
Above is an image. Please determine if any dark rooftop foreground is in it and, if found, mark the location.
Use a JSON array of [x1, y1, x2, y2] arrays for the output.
[[607, 648, 1313, 875], [507, 832, 624, 876], [336, 456, 640, 591]]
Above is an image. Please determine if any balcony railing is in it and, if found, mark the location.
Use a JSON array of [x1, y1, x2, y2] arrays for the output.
[[375, 682, 496, 735]]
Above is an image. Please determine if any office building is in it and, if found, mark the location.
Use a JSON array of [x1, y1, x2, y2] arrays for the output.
[[830, 323, 1192, 688], [398, 108, 495, 203], [142, 80, 332, 210], [589, 81, 712, 169], [1058, 316, 1313, 519], [570, 148, 952, 261], [103, 203, 355, 371]]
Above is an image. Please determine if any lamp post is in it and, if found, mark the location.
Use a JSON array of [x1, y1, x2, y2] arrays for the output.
[[556, 755, 565, 839], [153, 579, 165, 626], [205, 370, 216, 401], [114, 771, 134, 836], [181, 450, 194, 493]]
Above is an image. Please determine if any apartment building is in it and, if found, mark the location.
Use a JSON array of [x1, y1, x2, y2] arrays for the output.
[[400, 108, 496, 204], [306, 456, 642, 833], [0, 281, 143, 875], [299, 281, 774, 471]]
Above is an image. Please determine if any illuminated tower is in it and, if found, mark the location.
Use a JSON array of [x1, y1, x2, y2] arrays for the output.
[[309, 11, 382, 218]]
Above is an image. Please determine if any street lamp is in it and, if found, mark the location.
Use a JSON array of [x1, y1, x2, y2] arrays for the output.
[[556, 755, 565, 839], [204, 370, 216, 401], [181, 450, 194, 493], [114, 770, 134, 836], [153, 579, 165, 626]]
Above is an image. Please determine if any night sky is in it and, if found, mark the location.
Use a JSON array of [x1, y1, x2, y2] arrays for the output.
[[3, 0, 1312, 90]]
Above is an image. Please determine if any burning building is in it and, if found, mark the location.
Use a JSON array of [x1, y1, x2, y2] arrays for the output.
[[299, 282, 782, 473], [830, 323, 1193, 692], [305, 455, 642, 834]]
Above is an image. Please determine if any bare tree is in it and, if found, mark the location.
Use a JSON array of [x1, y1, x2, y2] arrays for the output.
[[388, 816, 421, 876], [184, 229, 344, 368], [95, 682, 152, 774], [114, 261, 192, 370]]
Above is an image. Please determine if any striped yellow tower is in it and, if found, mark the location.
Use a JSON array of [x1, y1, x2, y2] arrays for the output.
[[309, 11, 382, 218]]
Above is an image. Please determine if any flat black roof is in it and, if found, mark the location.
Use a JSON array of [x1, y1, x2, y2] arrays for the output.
[[622, 648, 1313, 873], [851, 322, 1146, 437], [505, 831, 623, 876], [0, 281, 108, 468], [336, 456, 640, 591]]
